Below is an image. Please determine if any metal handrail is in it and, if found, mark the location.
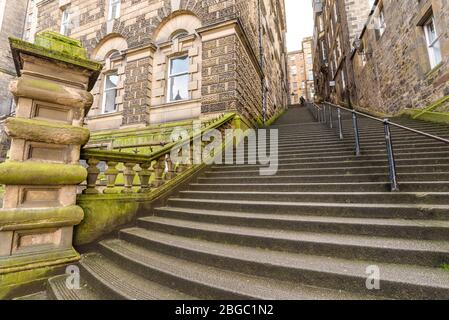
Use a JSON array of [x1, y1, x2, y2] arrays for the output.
[[307, 103, 322, 122], [316, 101, 449, 192]]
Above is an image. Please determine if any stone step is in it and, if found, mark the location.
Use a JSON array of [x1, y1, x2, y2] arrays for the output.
[[77, 253, 194, 300], [188, 181, 449, 193], [274, 136, 449, 148], [46, 275, 102, 300], [197, 172, 449, 184], [117, 228, 449, 299], [137, 216, 449, 267], [232, 151, 449, 163], [153, 207, 449, 241], [234, 142, 449, 156], [177, 190, 449, 205], [98, 238, 374, 300], [205, 164, 449, 177], [166, 198, 449, 220], [211, 157, 449, 170], [233, 147, 449, 160]]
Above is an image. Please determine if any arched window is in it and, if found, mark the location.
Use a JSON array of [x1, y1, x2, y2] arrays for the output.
[[102, 50, 120, 114], [91, 36, 128, 115], [170, 29, 189, 40]]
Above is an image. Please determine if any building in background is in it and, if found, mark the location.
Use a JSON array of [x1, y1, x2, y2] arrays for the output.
[[287, 50, 306, 104], [351, 0, 449, 115], [302, 37, 315, 101], [33, 0, 288, 132], [0, 0, 29, 118], [312, 0, 372, 105]]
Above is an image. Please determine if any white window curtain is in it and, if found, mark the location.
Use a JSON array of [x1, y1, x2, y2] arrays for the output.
[[424, 15, 442, 69]]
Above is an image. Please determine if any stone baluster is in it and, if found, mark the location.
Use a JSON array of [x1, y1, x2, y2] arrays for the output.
[[153, 156, 166, 188], [138, 162, 152, 193], [122, 163, 136, 194], [104, 161, 119, 193], [165, 154, 176, 181], [84, 158, 100, 194]]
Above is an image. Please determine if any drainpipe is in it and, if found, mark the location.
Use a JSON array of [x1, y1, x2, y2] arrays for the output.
[[257, 0, 267, 124]]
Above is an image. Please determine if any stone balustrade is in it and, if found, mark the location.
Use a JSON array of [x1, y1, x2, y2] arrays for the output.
[[79, 113, 238, 195]]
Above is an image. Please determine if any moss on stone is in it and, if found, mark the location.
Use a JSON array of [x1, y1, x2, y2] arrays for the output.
[[0, 248, 80, 299], [75, 198, 140, 245], [6, 117, 90, 145], [0, 161, 87, 186], [0, 205, 84, 230]]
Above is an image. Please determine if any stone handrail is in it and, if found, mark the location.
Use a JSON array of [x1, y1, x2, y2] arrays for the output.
[[80, 113, 239, 195]]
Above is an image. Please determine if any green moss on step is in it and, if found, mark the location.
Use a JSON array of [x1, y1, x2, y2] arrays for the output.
[[0, 161, 87, 185]]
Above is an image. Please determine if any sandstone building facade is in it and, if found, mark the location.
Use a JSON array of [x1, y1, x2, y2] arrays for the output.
[[31, 0, 288, 132], [312, 0, 372, 105], [351, 0, 449, 114], [302, 36, 315, 101], [0, 0, 30, 117], [287, 50, 306, 104]]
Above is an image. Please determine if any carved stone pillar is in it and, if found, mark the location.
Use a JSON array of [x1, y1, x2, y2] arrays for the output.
[[0, 31, 101, 297]]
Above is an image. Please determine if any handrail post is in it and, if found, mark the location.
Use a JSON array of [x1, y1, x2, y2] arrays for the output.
[[337, 108, 344, 140], [384, 120, 399, 192], [329, 107, 333, 129], [323, 105, 327, 124], [352, 112, 361, 156]]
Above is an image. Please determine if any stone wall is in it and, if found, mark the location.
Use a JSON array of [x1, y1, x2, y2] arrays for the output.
[[351, 0, 449, 114], [0, 0, 28, 116], [312, 0, 371, 105], [35, 0, 288, 129]]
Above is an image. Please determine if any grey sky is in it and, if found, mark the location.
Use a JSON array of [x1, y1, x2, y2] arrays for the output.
[[285, 0, 314, 52]]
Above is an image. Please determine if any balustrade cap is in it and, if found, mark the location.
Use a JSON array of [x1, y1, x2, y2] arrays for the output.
[[9, 31, 103, 91]]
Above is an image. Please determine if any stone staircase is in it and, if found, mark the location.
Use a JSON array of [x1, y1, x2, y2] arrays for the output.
[[19, 106, 449, 300]]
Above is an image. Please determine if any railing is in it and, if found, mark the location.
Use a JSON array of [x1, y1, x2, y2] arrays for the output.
[[307, 103, 322, 122], [80, 113, 238, 195], [316, 101, 449, 192]]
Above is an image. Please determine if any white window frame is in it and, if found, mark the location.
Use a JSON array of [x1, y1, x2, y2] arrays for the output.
[[102, 72, 119, 114], [424, 15, 442, 69], [167, 55, 189, 103], [108, 0, 121, 21], [0, 0, 6, 32], [60, 8, 71, 36], [378, 6, 386, 37]]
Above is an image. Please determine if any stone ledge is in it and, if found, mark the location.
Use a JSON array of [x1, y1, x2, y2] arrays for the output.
[[0, 205, 84, 231], [0, 162, 87, 186], [5, 117, 90, 145], [10, 78, 94, 110]]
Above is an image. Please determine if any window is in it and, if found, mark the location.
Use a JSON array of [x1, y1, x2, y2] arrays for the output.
[[60, 8, 71, 36], [291, 66, 297, 76], [108, 0, 121, 20], [168, 56, 189, 102], [102, 73, 119, 113], [377, 5, 386, 37], [424, 15, 442, 69], [0, 0, 6, 32], [171, 30, 188, 40]]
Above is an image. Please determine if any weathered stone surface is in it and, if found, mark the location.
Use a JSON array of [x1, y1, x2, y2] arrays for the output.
[[5, 117, 90, 145], [0, 161, 87, 186], [9, 78, 94, 110], [0, 205, 84, 231]]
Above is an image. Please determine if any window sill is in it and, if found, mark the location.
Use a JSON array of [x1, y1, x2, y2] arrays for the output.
[[151, 99, 201, 109], [425, 62, 443, 78], [87, 111, 122, 120]]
